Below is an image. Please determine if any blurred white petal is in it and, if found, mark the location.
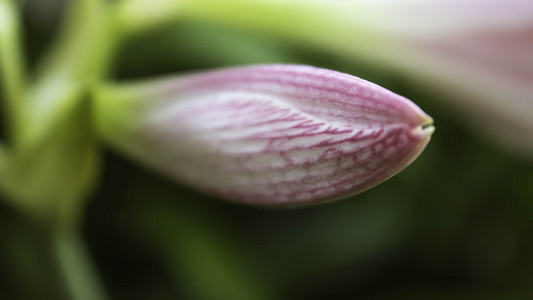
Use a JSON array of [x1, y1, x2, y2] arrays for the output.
[[180, 0, 533, 156]]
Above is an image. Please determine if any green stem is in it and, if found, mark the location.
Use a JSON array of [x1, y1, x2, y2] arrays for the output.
[[0, 0, 27, 147], [24, 1, 116, 298], [52, 228, 109, 300], [22, 0, 118, 148]]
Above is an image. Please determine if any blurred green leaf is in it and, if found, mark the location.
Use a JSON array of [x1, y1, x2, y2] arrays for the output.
[[120, 185, 281, 300]]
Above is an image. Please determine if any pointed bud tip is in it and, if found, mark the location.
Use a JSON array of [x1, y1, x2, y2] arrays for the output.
[[415, 114, 435, 138]]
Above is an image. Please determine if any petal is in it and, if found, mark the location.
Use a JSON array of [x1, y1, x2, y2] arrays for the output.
[[96, 65, 433, 205]]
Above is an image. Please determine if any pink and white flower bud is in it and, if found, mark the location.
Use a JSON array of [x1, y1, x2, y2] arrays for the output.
[[96, 65, 433, 205]]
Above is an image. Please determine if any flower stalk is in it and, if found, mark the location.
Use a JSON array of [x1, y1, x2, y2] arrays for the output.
[[53, 228, 110, 300], [0, 0, 27, 147], [22, 0, 117, 148], [1, 2, 112, 299]]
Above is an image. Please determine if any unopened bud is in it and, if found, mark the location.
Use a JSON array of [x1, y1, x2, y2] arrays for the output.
[[95, 65, 434, 205]]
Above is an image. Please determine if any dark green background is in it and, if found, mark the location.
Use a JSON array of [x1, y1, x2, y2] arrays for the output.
[[1, 3, 532, 299]]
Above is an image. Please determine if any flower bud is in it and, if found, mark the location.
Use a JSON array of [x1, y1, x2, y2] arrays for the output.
[[95, 65, 434, 205]]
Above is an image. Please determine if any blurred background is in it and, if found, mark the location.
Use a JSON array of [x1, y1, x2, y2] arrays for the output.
[[1, 0, 532, 299]]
